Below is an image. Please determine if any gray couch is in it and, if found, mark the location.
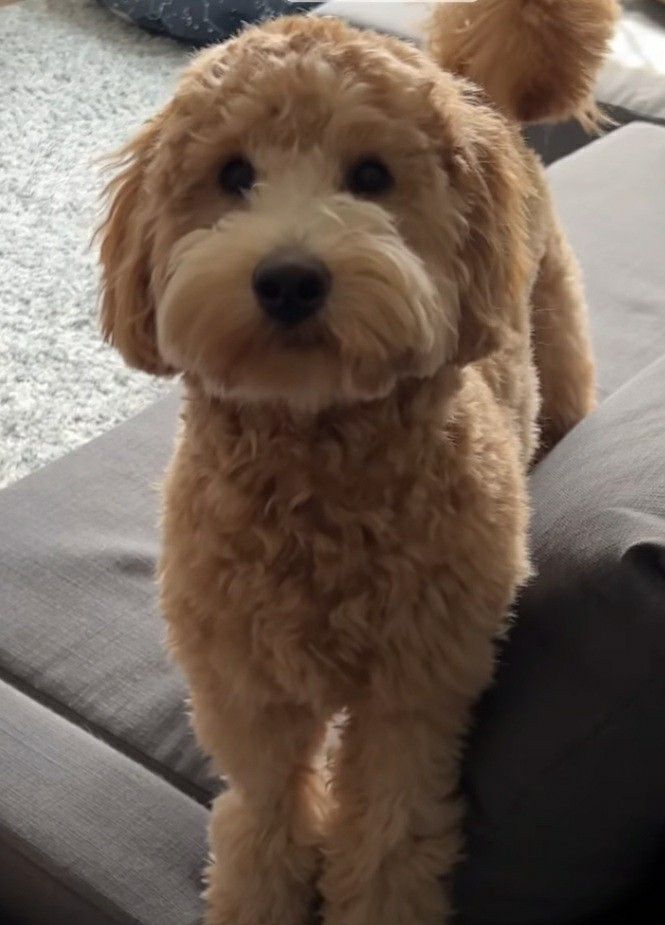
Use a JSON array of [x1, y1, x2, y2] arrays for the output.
[[1, 122, 664, 925]]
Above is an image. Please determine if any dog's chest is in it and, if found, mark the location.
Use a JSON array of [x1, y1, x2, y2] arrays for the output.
[[162, 432, 457, 703], [160, 391, 524, 709]]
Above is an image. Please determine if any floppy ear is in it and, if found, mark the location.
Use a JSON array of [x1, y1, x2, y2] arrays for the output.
[[447, 100, 532, 365], [98, 109, 173, 375]]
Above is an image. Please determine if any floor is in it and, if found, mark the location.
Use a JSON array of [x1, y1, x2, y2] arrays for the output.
[[0, 0, 184, 488]]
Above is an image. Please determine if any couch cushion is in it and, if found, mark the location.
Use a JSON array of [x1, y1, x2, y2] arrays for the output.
[[548, 123, 665, 400], [457, 351, 665, 924], [0, 678, 207, 925], [0, 391, 216, 803], [453, 127, 665, 925], [0, 122, 664, 923]]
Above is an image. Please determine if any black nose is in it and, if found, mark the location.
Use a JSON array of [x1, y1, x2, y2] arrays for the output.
[[252, 254, 331, 326]]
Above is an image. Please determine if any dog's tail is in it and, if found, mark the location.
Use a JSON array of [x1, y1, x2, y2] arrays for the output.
[[428, 0, 619, 127]]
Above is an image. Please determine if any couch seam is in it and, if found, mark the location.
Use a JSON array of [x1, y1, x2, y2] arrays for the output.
[[0, 661, 214, 808]]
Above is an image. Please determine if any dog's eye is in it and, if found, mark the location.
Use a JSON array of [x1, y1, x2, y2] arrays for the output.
[[346, 158, 393, 196], [218, 157, 256, 196]]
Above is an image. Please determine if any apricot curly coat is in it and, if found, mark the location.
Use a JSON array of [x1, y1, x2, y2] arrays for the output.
[[98, 3, 617, 922]]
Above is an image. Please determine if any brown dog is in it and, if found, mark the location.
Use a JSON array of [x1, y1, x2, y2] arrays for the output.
[[98, 2, 618, 922]]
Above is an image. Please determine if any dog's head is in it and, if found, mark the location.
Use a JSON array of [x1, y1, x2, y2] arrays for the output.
[[99, 17, 530, 411]]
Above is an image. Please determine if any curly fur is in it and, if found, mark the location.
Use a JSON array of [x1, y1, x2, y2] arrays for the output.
[[429, 0, 620, 126], [98, 12, 607, 924]]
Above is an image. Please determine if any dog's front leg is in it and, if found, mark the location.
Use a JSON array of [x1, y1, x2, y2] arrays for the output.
[[320, 699, 470, 925], [200, 699, 328, 925]]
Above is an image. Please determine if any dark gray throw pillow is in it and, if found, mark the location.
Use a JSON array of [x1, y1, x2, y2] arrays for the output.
[[456, 355, 665, 924], [98, 0, 321, 45]]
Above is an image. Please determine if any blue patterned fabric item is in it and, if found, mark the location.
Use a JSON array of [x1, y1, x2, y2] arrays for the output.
[[98, 1, 321, 45]]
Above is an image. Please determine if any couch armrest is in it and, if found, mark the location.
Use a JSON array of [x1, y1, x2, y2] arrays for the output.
[[457, 355, 665, 924], [0, 678, 207, 925]]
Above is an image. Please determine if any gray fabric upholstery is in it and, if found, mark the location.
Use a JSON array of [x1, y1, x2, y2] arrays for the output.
[[548, 123, 665, 401], [0, 391, 214, 804], [454, 123, 665, 924], [0, 679, 207, 925], [0, 122, 664, 923], [457, 354, 665, 924]]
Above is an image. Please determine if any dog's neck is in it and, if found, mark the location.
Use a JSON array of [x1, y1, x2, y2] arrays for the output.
[[181, 366, 461, 467]]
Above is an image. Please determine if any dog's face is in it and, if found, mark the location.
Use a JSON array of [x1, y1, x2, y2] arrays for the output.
[[100, 17, 529, 411]]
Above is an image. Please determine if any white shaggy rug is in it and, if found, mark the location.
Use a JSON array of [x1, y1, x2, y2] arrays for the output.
[[0, 0, 188, 489]]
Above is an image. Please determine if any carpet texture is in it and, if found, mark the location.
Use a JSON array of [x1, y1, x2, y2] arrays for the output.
[[0, 0, 187, 489]]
